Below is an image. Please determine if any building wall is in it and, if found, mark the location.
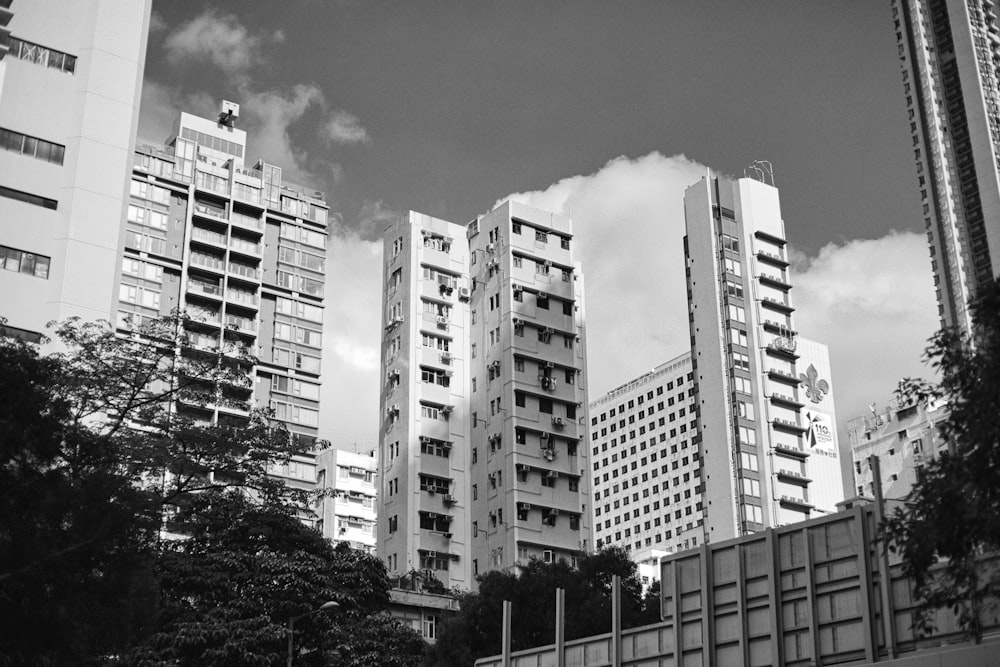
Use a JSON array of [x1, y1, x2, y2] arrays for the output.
[[379, 211, 472, 588], [796, 337, 843, 515], [685, 172, 842, 546], [0, 0, 150, 341], [378, 201, 593, 589], [893, 0, 1000, 334], [476, 505, 1000, 667], [120, 106, 329, 506], [589, 354, 705, 556], [316, 448, 377, 553], [848, 397, 949, 502]]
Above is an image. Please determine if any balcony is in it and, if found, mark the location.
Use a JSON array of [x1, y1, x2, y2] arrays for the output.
[[189, 254, 226, 275], [227, 262, 261, 282], [226, 290, 259, 310], [756, 248, 789, 268], [758, 272, 791, 290], [191, 226, 227, 248], [187, 279, 223, 300], [773, 441, 809, 458], [230, 237, 262, 258], [193, 202, 229, 222], [776, 469, 811, 485], [779, 495, 814, 511], [761, 295, 794, 314], [769, 392, 804, 409], [225, 314, 257, 333], [772, 418, 807, 435], [766, 336, 799, 360], [767, 367, 801, 386], [762, 319, 796, 336]]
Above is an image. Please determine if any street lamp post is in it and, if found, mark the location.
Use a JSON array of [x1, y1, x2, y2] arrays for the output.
[[287, 600, 339, 667]]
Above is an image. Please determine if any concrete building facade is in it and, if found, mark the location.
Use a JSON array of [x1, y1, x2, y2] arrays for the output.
[[0, 0, 151, 342], [892, 0, 1000, 333], [589, 354, 706, 556], [848, 397, 950, 502], [119, 105, 330, 503], [316, 448, 378, 553], [378, 201, 592, 589], [684, 171, 843, 545]]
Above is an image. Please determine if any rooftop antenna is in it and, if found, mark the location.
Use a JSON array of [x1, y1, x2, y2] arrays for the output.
[[743, 160, 774, 186]]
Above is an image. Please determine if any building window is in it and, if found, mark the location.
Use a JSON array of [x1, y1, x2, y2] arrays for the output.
[[0, 245, 50, 279], [8, 37, 77, 74], [0, 128, 65, 165], [0, 186, 58, 210], [423, 614, 439, 640]]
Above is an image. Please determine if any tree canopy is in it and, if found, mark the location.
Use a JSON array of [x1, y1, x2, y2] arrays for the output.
[[0, 318, 424, 665], [884, 278, 1000, 642], [426, 546, 661, 667]]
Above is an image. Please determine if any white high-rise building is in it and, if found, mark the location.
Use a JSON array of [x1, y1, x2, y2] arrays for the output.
[[316, 448, 378, 553], [685, 170, 844, 544], [892, 0, 1000, 334], [0, 0, 151, 342], [378, 201, 592, 588]]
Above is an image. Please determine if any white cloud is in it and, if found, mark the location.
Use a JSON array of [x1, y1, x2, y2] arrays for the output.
[[322, 110, 370, 145], [318, 228, 385, 452], [136, 80, 215, 144], [499, 153, 939, 491], [148, 12, 168, 36], [500, 152, 708, 397], [792, 231, 939, 430], [163, 10, 283, 77], [238, 84, 328, 183]]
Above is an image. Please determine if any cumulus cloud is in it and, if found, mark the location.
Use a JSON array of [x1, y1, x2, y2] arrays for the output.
[[500, 152, 708, 396], [322, 110, 370, 145], [318, 228, 385, 451], [792, 232, 939, 428], [164, 10, 283, 78], [356, 200, 400, 238], [148, 12, 168, 36], [137, 80, 216, 143], [498, 153, 939, 473]]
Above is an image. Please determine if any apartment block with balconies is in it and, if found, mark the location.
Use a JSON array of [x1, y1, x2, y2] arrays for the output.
[[118, 104, 329, 504]]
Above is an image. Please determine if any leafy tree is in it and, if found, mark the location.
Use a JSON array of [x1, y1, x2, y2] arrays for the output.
[[427, 547, 649, 667], [884, 278, 1000, 642], [0, 318, 317, 663], [126, 492, 423, 666]]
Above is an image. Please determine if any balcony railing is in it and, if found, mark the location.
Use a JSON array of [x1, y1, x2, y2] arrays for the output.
[[193, 202, 228, 221], [230, 238, 262, 256], [228, 262, 261, 280], [188, 280, 223, 298], [191, 226, 227, 246], [225, 315, 257, 332]]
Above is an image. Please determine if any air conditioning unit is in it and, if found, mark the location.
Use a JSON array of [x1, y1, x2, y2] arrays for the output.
[[389, 404, 400, 414], [487, 258, 499, 269], [441, 351, 452, 360], [552, 416, 565, 428], [488, 360, 501, 371], [546, 470, 558, 479], [427, 488, 435, 495], [518, 502, 531, 511], [419, 436, 431, 444], [458, 286, 471, 300], [443, 494, 457, 505], [542, 448, 556, 462], [443, 532, 452, 539], [540, 432, 550, 443], [441, 405, 454, 415], [544, 361, 555, 369], [436, 315, 449, 325], [486, 243, 496, 253]]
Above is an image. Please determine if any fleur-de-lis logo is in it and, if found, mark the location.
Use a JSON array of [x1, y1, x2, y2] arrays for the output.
[[800, 364, 829, 404]]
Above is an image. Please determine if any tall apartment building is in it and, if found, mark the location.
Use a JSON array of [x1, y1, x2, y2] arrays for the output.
[[316, 448, 378, 553], [378, 201, 592, 589], [684, 171, 843, 544], [892, 0, 1000, 333], [119, 104, 330, 500], [0, 0, 150, 342], [848, 396, 949, 502]]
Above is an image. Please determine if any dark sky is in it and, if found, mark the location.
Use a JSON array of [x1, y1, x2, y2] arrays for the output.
[[146, 1, 919, 255]]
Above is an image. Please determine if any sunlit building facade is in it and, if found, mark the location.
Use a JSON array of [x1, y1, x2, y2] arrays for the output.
[[119, 104, 330, 502], [892, 0, 1000, 333], [378, 201, 592, 589], [0, 0, 150, 342], [316, 448, 378, 553]]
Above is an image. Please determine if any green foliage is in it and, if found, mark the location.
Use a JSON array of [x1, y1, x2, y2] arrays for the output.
[[885, 279, 1000, 642], [427, 546, 656, 667], [127, 492, 421, 666], [0, 318, 423, 665]]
